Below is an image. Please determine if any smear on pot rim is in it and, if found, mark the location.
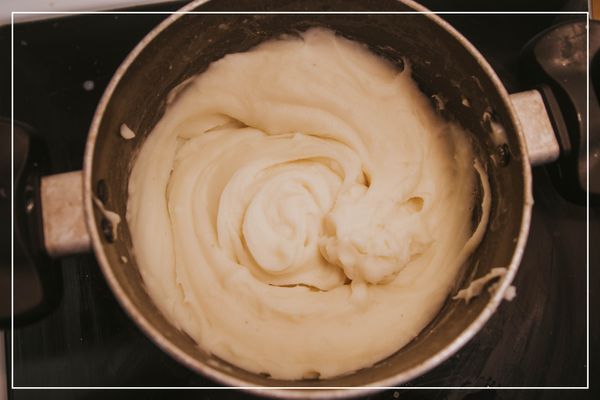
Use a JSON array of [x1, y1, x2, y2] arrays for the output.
[[126, 28, 491, 380], [453, 267, 508, 303]]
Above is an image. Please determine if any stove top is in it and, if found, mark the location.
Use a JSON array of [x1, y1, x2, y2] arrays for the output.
[[2, 1, 598, 399]]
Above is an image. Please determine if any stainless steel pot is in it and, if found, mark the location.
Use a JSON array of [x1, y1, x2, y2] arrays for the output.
[[26, 0, 581, 396]]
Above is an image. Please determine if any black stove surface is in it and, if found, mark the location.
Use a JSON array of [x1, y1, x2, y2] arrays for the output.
[[2, 1, 598, 399]]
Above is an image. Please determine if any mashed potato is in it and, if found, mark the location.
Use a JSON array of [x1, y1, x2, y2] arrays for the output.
[[126, 28, 489, 380]]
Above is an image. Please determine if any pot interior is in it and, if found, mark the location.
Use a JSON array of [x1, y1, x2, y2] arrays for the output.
[[89, 0, 527, 388]]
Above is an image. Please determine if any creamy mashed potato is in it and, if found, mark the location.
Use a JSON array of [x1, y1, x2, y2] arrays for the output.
[[127, 28, 489, 380]]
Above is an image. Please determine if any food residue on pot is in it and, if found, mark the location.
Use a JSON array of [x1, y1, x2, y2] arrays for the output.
[[93, 196, 121, 240], [120, 123, 136, 140], [431, 93, 446, 111], [453, 267, 517, 303], [483, 108, 508, 147], [126, 28, 491, 380], [503, 284, 517, 301], [461, 96, 471, 108]]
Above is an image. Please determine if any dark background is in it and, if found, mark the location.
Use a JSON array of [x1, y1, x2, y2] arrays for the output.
[[1, 0, 597, 399]]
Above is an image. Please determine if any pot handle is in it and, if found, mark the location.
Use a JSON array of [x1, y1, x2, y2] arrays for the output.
[[509, 89, 563, 167], [40, 171, 91, 257]]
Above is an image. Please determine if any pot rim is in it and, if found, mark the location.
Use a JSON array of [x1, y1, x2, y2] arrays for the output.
[[83, 0, 533, 397]]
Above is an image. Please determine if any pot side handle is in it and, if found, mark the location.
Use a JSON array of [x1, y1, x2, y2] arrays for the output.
[[40, 170, 91, 257], [509, 89, 563, 167]]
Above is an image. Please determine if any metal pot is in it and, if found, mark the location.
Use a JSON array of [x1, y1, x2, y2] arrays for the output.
[[14, 0, 589, 396]]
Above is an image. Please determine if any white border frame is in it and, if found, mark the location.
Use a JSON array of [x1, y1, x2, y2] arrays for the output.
[[9, 9, 591, 392]]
